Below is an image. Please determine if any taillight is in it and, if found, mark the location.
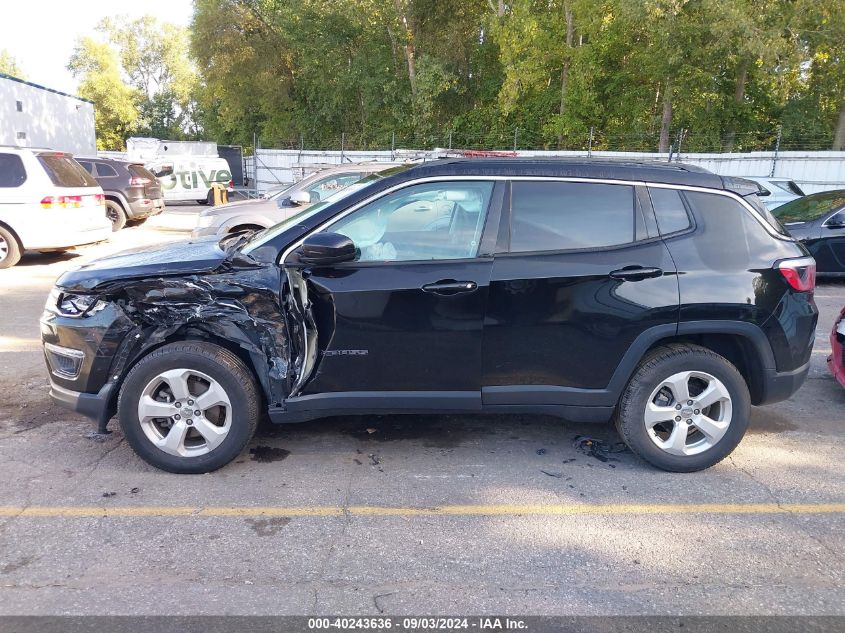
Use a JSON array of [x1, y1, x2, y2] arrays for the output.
[[129, 176, 151, 186], [228, 179, 233, 189], [778, 257, 816, 292], [40, 196, 81, 208], [94, 194, 105, 206]]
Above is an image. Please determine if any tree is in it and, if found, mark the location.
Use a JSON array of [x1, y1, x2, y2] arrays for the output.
[[96, 16, 200, 139], [0, 50, 24, 78], [68, 38, 140, 150]]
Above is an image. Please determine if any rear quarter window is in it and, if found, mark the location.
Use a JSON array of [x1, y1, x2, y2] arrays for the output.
[[648, 187, 691, 235], [37, 155, 99, 188], [0, 153, 27, 187], [510, 181, 636, 252], [682, 191, 776, 271]]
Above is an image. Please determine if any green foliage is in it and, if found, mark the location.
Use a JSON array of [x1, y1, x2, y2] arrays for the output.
[[68, 38, 140, 150], [66, 1, 845, 151], [0, 50, 25, 79], [68, 15, 200, 149]]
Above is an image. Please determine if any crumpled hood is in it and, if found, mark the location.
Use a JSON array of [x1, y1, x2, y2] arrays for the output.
[[57, 237, 229, 292]]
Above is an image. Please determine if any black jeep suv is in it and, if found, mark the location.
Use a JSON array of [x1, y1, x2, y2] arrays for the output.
[[76, 157, 164, 231], [41, 159, 817, 473]]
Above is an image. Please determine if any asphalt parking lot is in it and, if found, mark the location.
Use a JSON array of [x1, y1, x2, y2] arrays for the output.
[[0, 205, 843, 616]]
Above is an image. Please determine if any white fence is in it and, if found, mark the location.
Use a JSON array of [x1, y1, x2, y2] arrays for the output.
[[247, 148, 845, 195]]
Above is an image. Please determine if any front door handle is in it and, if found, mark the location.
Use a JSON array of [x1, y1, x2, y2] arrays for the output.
[[609, 266, 663, 281], [421, 279, 478, 295]]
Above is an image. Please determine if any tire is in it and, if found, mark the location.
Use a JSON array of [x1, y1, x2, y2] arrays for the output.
[[207, 189, 215, 205], [118, 341, 260, 474], [614, 343, 750, 472], [0, 226, 22, 269], [105, 200, 127, 231], [196, 199, 208, 205]]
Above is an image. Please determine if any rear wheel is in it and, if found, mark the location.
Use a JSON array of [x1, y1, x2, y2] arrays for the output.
[[118, 341, 260, 473], [0, 226, 22, 269], [105, 200, 127, 231], [615, 344, 750, 472]]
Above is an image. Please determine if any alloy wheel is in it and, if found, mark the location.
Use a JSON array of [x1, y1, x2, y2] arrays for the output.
[[137, 368, 232, 457], [644, 370, 732, 456], [0, 235, 8, 262]]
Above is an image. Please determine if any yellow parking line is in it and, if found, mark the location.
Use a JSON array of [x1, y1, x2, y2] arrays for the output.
[[0, 503, 842, 518]]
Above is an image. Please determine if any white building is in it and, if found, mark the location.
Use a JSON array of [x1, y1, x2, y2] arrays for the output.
[[0, 73, 96, 156]]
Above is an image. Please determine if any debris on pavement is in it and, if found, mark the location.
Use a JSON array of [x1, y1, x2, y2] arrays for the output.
[[572, 435, 629, 463], [540, 469, 563, 478], [101, 491, 116, 498], [84, 432, 111, 443], [249, 446, 291, 463]]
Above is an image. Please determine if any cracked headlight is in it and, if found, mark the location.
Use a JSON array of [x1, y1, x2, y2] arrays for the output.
[[46, 288, 107, 318]]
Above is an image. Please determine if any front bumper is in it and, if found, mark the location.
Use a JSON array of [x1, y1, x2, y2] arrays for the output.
[[191, 224, 221, 239], [49, 380, 116, 430]]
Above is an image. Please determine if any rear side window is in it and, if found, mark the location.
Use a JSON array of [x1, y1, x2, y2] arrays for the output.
[[77, 160, 94, 174], [0, 153, 27, 187], [95, 162, 118, 177], [648, 187, 691, 235], [510, 181, 635, 252], [37, 155, 99, 187], [683, 192, 775, 271]]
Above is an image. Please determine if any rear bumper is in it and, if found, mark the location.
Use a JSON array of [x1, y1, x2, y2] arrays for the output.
[[758, 360, 811, 405], [24, 222, 111, 250], [49, 380, 115, 428], [127, 197, 165, 219]]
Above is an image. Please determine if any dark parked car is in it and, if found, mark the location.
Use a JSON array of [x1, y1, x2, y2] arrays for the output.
[[41, 160, 817, 474], [76, 157, 165, 231], [773, 189, 845, 276]]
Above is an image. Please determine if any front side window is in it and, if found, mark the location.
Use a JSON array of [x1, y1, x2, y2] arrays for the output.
[[306, 173, 362, 202], [325, 181, 494, 262], [151, 164, 174, 178], [510, 181, 635, 252], [0, 153, 26, 187]]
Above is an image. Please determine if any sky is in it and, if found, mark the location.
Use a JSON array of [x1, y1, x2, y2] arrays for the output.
[[3, 0, 195, 95]]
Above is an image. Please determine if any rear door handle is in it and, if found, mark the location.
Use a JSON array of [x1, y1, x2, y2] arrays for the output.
[[609, 266, 663, 281], [421, 279, 478, 295]]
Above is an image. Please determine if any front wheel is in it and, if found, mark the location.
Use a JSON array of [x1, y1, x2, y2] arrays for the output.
[[615, 344, 750, 472], [118, 341, 260, 473]]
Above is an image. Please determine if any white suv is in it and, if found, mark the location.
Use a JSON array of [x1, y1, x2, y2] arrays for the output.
[[0, 147, 112, 268]]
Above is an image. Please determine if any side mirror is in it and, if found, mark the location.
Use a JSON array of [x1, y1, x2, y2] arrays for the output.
[[299, 232, 356, 266], [290, 190, 312, 206]]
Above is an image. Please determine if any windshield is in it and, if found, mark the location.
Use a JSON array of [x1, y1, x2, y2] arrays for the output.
[[773, 191, 845, 224], [242, 165, 412, 253]]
